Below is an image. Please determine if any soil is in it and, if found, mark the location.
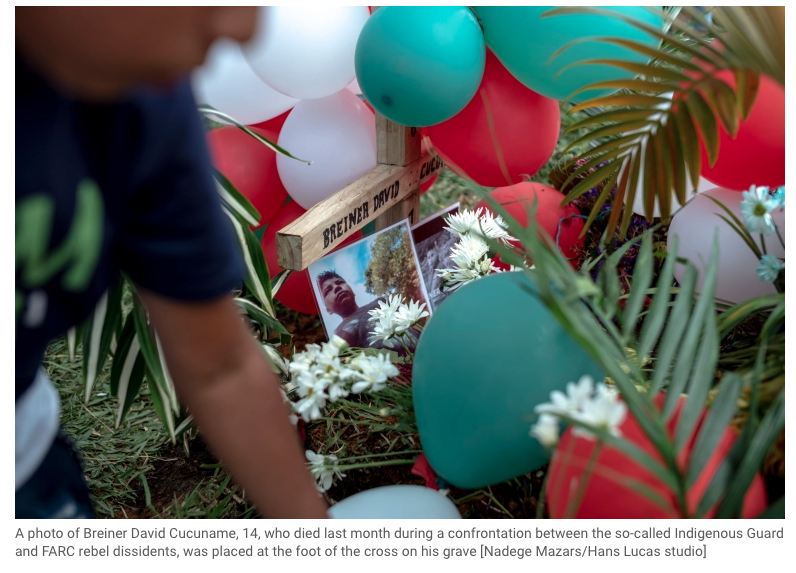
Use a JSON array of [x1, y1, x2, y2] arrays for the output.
[[116, 306, 548, 519]]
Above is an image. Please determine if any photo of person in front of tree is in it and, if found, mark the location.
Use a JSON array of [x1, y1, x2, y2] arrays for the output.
[[310, 221, 431, 353]]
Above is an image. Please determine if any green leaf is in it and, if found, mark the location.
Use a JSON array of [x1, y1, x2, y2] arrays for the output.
[[271, 269, 290, 297], [570, 94, 674, 114], [223, 207, 275, 315], [83, 280, 124, 402], [109, 317, 147, 428], [198, 105, 310, 164], [686, 372, 744, 487], [235, 297, 290, 336], [684, 91, 719, 166], [664, 232, 719, 422], [697, 76, 741, 137], [703, 194, 762, 258], [131, 301, 176, 441], [563, 59, 692, 84], [621, 235, 653, 343], [756, 496, 784, 519], [714, 389, 784, 518], [564, 108, 669, 133], [214, 169, 260, 228], [673, 105, 702, 191], [651, 262, 696, 394], [717, 294, 782, 338], [637, 239, 678, 362], [565, 120, 655, 154], [566, 78, 673, 101], [67, 326, 79, 364], [734, 69, 760, 121], [664, 117, 687, 209]]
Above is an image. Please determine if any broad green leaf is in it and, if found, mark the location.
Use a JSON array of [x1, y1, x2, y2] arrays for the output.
[[130, 301, 177, 439], [687, 372, 744, 487], [759, 300, 785, 340], [263, 344, 288, 375], [83, 280, 124, 402], [271, 269, 290, 297], [235, 297, 290, 336], [109, 318, 147, 428], [67, 327, 78, 364], [223, 207, 274, 315], [214, 169, 260, 228]]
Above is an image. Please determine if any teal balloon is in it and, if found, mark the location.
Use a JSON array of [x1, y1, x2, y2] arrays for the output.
[[475, 6, 663, 102], [412, 272, 604, 489], [355, 7, 485, 127]]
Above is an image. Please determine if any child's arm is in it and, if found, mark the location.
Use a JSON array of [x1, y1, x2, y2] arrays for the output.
[[138, 288, 329, 519]]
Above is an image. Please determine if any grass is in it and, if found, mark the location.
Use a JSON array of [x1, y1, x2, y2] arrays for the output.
[[43, 337, 165, 518]]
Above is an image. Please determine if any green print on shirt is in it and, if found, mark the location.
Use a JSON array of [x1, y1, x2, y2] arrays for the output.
[[16, 179, 104, 320]]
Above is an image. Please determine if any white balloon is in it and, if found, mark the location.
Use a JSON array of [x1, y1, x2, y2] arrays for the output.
[[192, 39, 297, 125], [243, 6, 370, 100], [328, 485, 462, 519], [668, 187, 785, 304], [277, 90, 376, 209]]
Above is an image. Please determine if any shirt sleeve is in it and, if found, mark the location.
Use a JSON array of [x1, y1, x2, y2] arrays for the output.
[[116, 80, 245, 302]]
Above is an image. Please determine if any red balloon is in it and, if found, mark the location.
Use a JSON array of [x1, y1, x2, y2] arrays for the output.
[[475, 182, 583, 268], [261, 201, 363, 315], [426, 49, 560, 187], [547, 394, 767, 519], [207, 126, 288, 228], [251, 109, 291, 133], [698, 72, 784, 190]]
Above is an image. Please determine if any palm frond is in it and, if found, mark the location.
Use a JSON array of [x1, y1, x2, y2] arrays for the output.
[[544, 6, 783, 235]]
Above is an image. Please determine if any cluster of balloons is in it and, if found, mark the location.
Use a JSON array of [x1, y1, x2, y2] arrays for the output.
[[356, 6, 662, 187], [195, 7, 379, 315]]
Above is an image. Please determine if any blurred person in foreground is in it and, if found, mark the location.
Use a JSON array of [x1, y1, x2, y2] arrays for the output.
[[15, 7, 328, 519]]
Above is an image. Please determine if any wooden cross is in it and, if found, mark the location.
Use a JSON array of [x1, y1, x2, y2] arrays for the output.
[[275, 7, 444, 272], [275, 116, 443, 271]]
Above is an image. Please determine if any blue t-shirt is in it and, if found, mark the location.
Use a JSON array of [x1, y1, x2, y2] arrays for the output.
[[15, 58, 245, 399]]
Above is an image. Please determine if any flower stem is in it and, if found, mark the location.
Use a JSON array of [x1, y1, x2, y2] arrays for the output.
[[337, 450, 423, 462], [565, 441, 603, 519], [335, 459, 417, 472]]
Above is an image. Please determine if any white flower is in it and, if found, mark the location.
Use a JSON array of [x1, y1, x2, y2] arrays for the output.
[[530, 414, 560, 448], [367, 293, 404, 323], [571, 384, 627, 441], [535, 375, 595, 417], [306, 450, 346, 492], [740, 185, 778, 236], [349, 353, 398, 394], [757, 254, 784, 283], [294, 375, 329, 422], [444, 209, 481, 239], [530, 377, 626, 446], [393, 299, 429, 334], [451, 234, 490, 268], [444, 208, 516, 245]]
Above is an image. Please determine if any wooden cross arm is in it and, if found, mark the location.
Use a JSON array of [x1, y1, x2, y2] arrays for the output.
[[275, 152, 443, 271]]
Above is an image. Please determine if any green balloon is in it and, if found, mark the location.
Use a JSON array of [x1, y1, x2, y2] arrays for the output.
[[475, 6, 662, 102], [412, 272, 604, 489], [355, 7, 485, 127]]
